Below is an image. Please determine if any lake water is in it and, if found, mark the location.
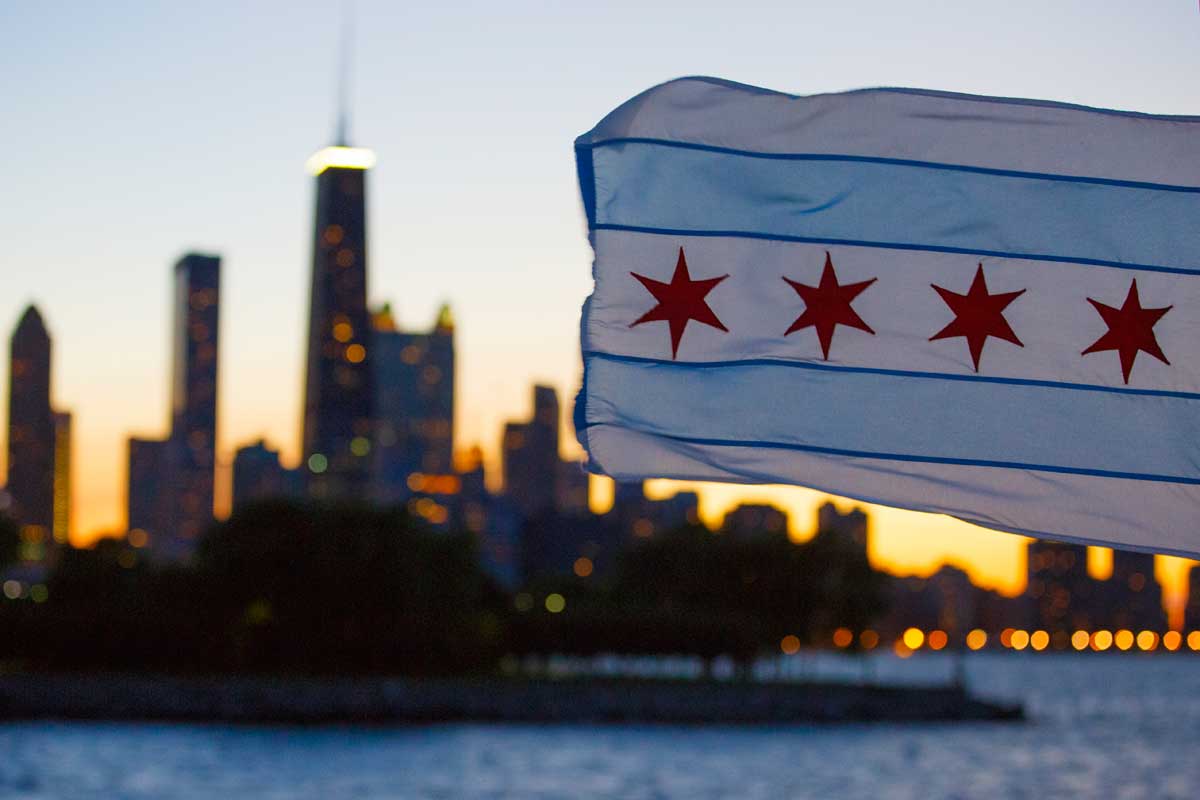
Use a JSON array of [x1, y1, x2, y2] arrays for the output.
[[2, 654, 1198, 799]]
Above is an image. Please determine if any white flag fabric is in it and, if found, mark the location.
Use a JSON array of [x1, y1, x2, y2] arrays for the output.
[[573, 77, 1200, 558]]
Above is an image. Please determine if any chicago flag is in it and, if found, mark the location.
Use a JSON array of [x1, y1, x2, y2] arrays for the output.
[[574, 77, 1200, 558]]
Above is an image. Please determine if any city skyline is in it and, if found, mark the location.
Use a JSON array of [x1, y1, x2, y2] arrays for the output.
[[2, 1, 1197, 610]]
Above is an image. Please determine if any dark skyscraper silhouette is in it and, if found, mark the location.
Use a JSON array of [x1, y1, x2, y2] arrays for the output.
[[6, 306, 55, 558], [127, 437, 169, 543], [502, 385, 560, 518], [167, 253, 220, 555], [372, 303, 455, 504], [301, 133, 375, 499]]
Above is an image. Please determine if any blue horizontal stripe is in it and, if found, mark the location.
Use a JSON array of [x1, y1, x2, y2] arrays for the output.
[[588, 141, 1200, 275], [581, 138, 1200, 194], [582, 351, 1200, 402], [585, 426, 1200, 487], [592, 223, 1200, 277], [581, 356, 1200, 485]]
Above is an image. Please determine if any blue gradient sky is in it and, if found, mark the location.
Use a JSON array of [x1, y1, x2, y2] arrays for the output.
[[1, 1, 1197, 601]]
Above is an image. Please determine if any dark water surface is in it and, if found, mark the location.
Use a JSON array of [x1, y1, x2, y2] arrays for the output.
[[2, 654, 1197, 799]]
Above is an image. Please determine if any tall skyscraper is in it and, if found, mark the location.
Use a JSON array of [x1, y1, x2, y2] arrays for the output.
[[501, 385, 560, 518], [168, 253, 220, 554], [126, 437, 169, 548], [1026, 540, 1100, 633], [372, 303, 455, 505], [1107, 550, 1166, 632], [6, 306, 55, 561], [301, 126, 376, 499], [52, 410, 71, 545]]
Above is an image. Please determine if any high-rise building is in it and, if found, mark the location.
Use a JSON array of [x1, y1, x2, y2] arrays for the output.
[[167, 253, 220, 555], [817, 502, 869, 552], [501, 385, 560, 518], [126, 437, 169, 548], [6, 306, 55, 561], [1106, 549, 1166, 632], [52, 410, 71, 545], [1026, 540, 1101, 633], [721, 503, 789, 539], [556, 459, 590, 515], [301, 131, 376, 500], [372, 303, 454, 505], [232, 439, 300, 511]]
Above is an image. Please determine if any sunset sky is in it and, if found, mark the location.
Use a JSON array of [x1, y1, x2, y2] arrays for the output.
[[1, 1, 1196, 611]]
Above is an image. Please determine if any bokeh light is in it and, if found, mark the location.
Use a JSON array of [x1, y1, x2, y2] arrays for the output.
[[902, 627, 924, 650]]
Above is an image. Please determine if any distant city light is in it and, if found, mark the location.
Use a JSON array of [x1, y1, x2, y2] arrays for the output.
[[1136, 631, 1158, 651], [127, 528, 149, 548], [1071, 630, 1090, 651], [832, 627, 853, 648], [1010, 630, 1030, 650], [1030, 630, 1049, 651], [345, 344, 366, 363], [1187, 632, 1200, 651], [1114, 629, 1134, 651], [1092, 630, 1114, 651], [513, 593, 533, 613], [572, 557, 594, 578], [893, 640, 913, 659], [544, 593, 565, 613], [307, 453, 328, 473], [927, 630, 948, 651], [859, 630, 880, 650], [2, 580, 22, 600], [350, 436, 370, 456], [902, 627, 924, 650], [305, 146, 377, 175], [1163, 631, 1182, 651], [999, 628, 1015, 648], [30, 584, 48, 603], [966, 629, 987, 650], [779, 635, 801, 655]]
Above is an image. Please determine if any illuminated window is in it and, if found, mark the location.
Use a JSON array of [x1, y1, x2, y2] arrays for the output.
[[333, 322, 353, 342], [323, 224, 344, 245], [335, 248, 355, 268], [401, 345, 422, 365]]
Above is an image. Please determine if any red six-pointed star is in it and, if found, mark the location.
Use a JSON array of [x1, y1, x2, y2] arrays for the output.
[[930, 264, 1025, 372], [1082, 279, 1172, 384], [630, 247, 728, 358], [782, 251, 876, 360]]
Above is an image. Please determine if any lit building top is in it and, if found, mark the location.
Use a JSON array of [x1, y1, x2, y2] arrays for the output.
[[305, 146, 377, 175]]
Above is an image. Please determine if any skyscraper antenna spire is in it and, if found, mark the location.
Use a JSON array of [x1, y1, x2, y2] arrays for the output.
[[335, 1, 353, 145]]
